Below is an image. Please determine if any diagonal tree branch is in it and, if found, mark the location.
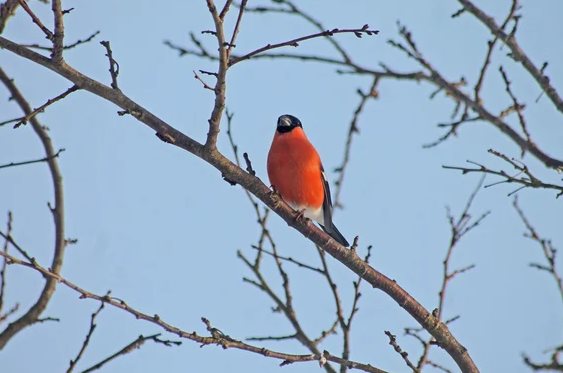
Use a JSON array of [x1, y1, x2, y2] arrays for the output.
[[457, 0, 563, 114], [388, 24, 563, 171]]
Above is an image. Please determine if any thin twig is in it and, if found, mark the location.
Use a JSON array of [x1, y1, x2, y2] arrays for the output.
[[193, 70, 214, 91], [0, 229, 34, 262], [385, 331, 418, 372], [229, 25, 378, 66], [0, 148, 65, 169], [17, 0, 53, 40], [249, 246, 324, 274], [443, 149, 563, 198], [499, 65, 531, 152], [0, 211, 13, 314], [12, 85, 79, 128], [513, 197, 563, 303], [522, 346, 563, 372], [0, 303, 19, 324], [227, 0, 247, 56], [333, 78, 378, 208], [99, 41, 120, 90], [410, 177, 487, 370], [238, 250, 336, 373], [21, 30, 100, 51], [67, 301, 106, 373], [81, 333, 181, 373], [472, 0, 518, 102]]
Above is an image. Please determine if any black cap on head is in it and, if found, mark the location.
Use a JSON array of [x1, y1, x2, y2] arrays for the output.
[[277, 114, 303, 133]]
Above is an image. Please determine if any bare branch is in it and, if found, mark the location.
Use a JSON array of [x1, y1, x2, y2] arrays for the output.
[[249, 246, 324, 274], [246, 333, 297, 342], [0, 211, 13, 315], [226, 0, 247, 56], [0, 148, 65, 170], [0, 0, 19, 33], [0, 250, 388, 373], [0, 33, 479, 373], [193, 70, 214, 91], [513, 197, 563, 303], [67, 301, 105, 373], [389, 23, 563, 171], [385, 331, 418, 372], [423, 115, 481, 149], [243, 0, 353, 64], [50, 0, 65, 62], [21, 30, 100, 51], [523, 347, 563, 372], [333, 78, 378, 208], [238, 249, 336, 372], [0, 303, 19, 324], [499, 65, 531, 151], [443, 149, 563, 198], [99, 41, 120, 90], [11, 84, 79, 128], [408, 177, 487, 370], [229, 25, 378, 67], [203, 0, 228, 150], [17, 0, 53, 40], [473, 0, 519, 102], [81, 333, 181, 373], [0, 67, 67, 349], [458, 0, 563, 114], [0, 230, 33, 262]]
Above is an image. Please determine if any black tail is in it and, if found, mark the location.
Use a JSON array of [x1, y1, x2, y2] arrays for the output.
[[321, 223, 350, 247]]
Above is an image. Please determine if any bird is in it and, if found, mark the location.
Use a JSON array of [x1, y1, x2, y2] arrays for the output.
[[267, 114, 350, 246]]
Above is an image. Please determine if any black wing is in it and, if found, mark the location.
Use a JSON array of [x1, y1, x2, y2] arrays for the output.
[[320, 163, 334, 228]]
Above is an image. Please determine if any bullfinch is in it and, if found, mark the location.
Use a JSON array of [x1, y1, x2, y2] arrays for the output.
[[267, 114, 350, 246]]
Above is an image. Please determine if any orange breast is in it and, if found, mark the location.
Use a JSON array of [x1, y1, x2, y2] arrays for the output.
[[267, 128, 324, 209]]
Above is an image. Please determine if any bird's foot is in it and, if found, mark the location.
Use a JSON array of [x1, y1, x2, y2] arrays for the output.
[[269, 185, 280, 196], [269, 187, 282, 208], [294, 209, 308, 223]]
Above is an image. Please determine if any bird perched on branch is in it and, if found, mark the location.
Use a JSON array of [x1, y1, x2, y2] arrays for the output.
[[267, 114, 349, 246]]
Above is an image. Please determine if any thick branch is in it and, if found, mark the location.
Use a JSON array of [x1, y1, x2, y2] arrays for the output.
[[0, 67, 67, 349]]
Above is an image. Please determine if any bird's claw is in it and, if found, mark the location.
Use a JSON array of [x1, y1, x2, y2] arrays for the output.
[[294, 209, 307, 223]]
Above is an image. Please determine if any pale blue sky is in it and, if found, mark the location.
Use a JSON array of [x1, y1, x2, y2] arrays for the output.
[[1, 1, 562, 372]]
